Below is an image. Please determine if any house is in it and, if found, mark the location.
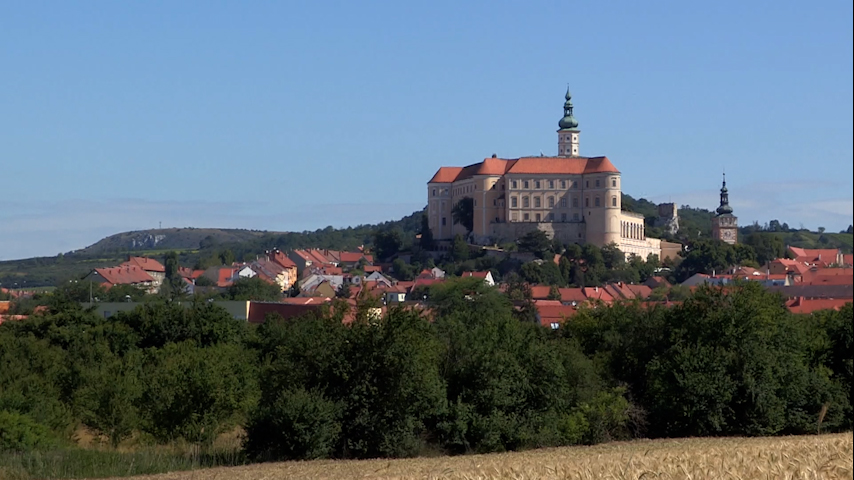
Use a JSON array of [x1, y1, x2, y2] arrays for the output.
[[582, 286, 614, 303], [534, 299, 578, 329], [785, 297, 852, 314], [202, 266, 241, 288], [788, 247, 844, 267], [121, 256, 166, 287], [644, 276, 671, 289], [251, 258, 296, 292], [85, 266, 157, 294], [460, 271, 495, 286]]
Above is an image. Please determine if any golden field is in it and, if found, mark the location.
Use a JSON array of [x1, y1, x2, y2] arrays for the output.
[[112, 432, 853, 480]]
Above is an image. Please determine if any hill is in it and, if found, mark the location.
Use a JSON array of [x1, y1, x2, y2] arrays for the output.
[[0, 209, 425, 287], [76, 228, 282, 256]]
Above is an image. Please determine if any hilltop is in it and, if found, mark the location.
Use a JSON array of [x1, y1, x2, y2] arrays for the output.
[[76, 228, 284, 256]]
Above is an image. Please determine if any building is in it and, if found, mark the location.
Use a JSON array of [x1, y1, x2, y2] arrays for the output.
[[711, 174, 738, 244], [426, 88, 661, 260]]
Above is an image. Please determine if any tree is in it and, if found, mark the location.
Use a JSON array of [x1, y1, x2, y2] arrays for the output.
[[228, 276, 282, 301], [451, 197, 474, 233], [419, 213, 434, 250], [452, 234, 469, 262], [743, 232, 785, 266], [547, 285, 562, 300], [336, 282, 352, 299], [518, 230, 552, 258], [219, 249, 236, 266], [373, 230, 403, 261]]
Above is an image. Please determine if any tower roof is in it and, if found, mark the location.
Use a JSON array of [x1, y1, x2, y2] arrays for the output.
[[716, 173, 734, 215], [558, 86, 579, 130]]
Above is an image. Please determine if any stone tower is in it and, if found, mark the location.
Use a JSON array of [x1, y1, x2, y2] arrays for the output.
[[711, 173, 738, 244], [557, 87, 580, 157]]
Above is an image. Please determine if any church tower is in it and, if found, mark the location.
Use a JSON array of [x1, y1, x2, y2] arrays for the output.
[[557, 87, 580, 157], [711, 173, 738, 244]]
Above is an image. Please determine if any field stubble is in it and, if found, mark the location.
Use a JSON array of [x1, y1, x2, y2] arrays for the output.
[[110, 432, 852, 480]]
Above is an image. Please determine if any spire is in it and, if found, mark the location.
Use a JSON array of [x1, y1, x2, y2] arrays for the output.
[[716, 173, 733, 215], [558, 85, 579, 130]]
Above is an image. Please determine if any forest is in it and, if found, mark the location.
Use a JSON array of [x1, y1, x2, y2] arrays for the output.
[[0, 278, 850, 477]]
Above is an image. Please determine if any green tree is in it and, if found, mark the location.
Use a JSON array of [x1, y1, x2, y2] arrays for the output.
[[419, 213, 434, 250], [518, 230, 552, 258], [228, 276, 282, 301], [372, 230, 403, 261], [219, 249, 235, 266], [451, 197, 474, 233], [452, 234, 469, 262], [139, 342, 258, 444], [547, 285, 562, 300]]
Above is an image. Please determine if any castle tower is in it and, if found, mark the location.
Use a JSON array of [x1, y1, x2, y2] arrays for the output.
[[557, 87, 580, 157], [711, 173, 738, 244]]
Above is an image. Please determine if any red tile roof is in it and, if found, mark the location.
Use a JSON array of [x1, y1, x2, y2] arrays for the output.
[[559, 288, 586, 303], [429, 156, 620, 184], [461, 271, 490, 279], [0, 301, 10, 314], [123, 256, 166, 273], [788, 247, 842, 266], [582, 287, 614, 303], [843, 254, 854, 266], [94, 266, 155, 286], [534, 299, 578, 327], [786, 297, 852, 314], [339, 252, 369, 264]]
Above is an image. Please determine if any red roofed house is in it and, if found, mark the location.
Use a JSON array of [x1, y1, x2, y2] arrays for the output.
[[426, 89, 661, 261], [121, 256, 166, 287], [788, 247, 844, 268], [785, 297, 852, 314], [534, 299, 578, 329], [85, 266, 157, 293], [460, 271, 495, 286]]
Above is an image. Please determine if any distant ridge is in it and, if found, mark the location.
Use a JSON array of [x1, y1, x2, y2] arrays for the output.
[[76, 228, 285, 256]]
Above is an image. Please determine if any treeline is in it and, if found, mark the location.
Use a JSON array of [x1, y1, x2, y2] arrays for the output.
[[1, 279, 851, 463]]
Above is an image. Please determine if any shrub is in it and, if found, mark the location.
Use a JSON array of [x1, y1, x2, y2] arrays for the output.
[[0, 411, 57, 452]]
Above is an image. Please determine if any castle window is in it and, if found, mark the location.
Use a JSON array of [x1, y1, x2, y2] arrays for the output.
[[549, 180, 554, 189], [595, 197, 600, 207], [534, 197, 541, 208], [573, 213, 579, 221], [595, 179, 600, 187], [572, 181, 577, 189], [548, 197, 554, 207], [561, 213, 567, 222], [524, 180, 530, 189], [442, 217, 446, 226], [612, 178, 617, 187], [536, 213, 541, 221], [561, 180, 566, 189], [535, 180, 541, 189], [511, 197, 518, 208], [611, 196, 617, 207], [573, 197, 578, 208], [561, 197, 567, 208], [522, 196, 529, 208], [585, 197, 590, 207], [585, 181, 589, 188], [548, 213, 554, 221], [432, 189, 436, 197], [511, 180, 517, 189], [493, 199, 497, 206], [524, 213, 530, 221], [511, 212, 518, 221]]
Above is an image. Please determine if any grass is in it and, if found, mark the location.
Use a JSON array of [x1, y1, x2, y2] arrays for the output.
[[0, 447, 246, 480], [94, 432, 852, 480]]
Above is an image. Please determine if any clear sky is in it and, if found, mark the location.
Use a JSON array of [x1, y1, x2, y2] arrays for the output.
[[1, 0, 852, 260]]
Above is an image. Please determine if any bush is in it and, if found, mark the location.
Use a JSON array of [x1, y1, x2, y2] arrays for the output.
[[0, 411, 57, 452], [244, 388, 341, 461]]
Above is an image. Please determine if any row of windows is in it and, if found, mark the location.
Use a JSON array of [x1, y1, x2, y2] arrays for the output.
[[430, 187, 450, 197], [510, 195, 618, 208], [510, 212, 581, 222], [508, 178, 617, 190]]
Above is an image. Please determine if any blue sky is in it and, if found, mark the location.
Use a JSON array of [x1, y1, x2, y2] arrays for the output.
[[1, 0, 852, 260]]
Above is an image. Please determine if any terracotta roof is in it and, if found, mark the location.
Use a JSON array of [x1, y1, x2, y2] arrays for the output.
[[339, 252, 368, 264], [786, 297, 852, 314], [0, 301, 10, 314], [270, 251, 297, 269], [559, 288, 586, 303], [582, 287, 614, 303], [788, 247, 841, 266], [530, 285, 552, 300], [123, 256, 166, 273], [461, 271, 490, 279], [534, 300, 578, 327], [363, 265, 382, 273], [843, 254, 853, 266], [507, 156, 619, 175], [94, 266, 155, 286], [429, 156, 619, 184], [429, 167, 464, 184]]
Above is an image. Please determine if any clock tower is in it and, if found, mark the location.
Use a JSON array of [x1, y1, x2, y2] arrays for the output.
[[711, 174, 738, 244]]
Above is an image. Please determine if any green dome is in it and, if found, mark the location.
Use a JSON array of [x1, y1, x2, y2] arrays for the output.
[[716, 204, 733, 215], [558, 114, 578, 129], [558, 86, 579, 129]]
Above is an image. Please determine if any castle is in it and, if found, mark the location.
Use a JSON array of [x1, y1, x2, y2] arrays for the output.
[[427, 89, 662, 260]]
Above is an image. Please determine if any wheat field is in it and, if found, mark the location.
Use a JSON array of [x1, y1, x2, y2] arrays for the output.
[[112, 432, 852, 480]]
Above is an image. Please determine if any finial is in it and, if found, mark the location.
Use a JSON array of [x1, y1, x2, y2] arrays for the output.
[[565, 84, 572, 101]]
